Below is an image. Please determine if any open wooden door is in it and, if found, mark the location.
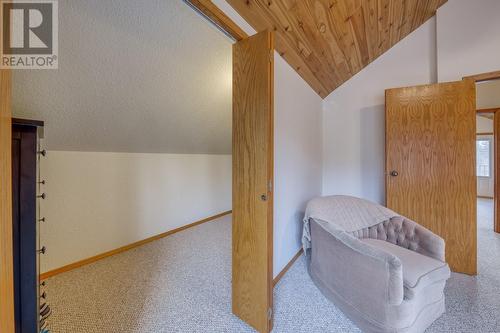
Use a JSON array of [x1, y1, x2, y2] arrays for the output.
[[1, 69, 15, 332], [232, 31, 274, 333], [386, 80, 477, 275]]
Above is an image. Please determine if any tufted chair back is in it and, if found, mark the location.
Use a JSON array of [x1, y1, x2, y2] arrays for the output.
[[349, 216, 434, 257]]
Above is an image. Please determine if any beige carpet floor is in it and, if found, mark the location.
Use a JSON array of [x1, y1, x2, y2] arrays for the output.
[[44, 200, 500, 332]]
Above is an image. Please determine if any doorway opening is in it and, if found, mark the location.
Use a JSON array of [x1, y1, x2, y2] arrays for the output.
[[475, 77, 500, 234], [4, 1, 274, 332]]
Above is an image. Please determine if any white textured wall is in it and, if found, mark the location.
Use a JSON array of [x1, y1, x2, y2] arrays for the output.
[[40, 151, 232, 273], [322, 19, 437, 204], [213, 0, 323, 276], [273, 54, 323, 275], [437, 0, 500, 82]]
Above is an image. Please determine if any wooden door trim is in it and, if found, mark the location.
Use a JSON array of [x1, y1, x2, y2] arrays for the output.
[[475, 107, 500, 233], [477, 108, 500, 114], [183, 0, 248, 41], [463, 70, 500, 83], [494, 111, 500, 233], [476, 109, 499, 232], [267, 31, 274, 331], [1, 69, 14, 333]]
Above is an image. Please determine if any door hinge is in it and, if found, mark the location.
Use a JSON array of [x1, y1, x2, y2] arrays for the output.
[[267, 307, 273, 320], [268, 180, 273, 192]]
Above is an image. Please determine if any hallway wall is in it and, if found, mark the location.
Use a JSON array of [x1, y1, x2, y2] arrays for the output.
[[40, 151, 232, 273]]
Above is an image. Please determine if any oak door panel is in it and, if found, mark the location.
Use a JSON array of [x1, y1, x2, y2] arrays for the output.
[[386, 80, 477, 275], [232, 31, 274, 333]]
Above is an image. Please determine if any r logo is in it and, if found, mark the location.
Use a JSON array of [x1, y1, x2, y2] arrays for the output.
[[2, 2, 53, 54]]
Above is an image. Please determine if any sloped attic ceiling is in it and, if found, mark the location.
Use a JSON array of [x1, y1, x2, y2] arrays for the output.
[[226, 0, 447, 98], [12, 0, 232, 154]]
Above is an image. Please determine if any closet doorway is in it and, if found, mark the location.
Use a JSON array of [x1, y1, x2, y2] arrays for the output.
[[0, 3, 276, 333], [470, 73, 500, 234], [187, 3, 276, 331]]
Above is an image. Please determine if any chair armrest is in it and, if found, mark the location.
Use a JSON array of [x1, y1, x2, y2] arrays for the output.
[[405, 219, 446, 262], [310, 219, 404, 306]]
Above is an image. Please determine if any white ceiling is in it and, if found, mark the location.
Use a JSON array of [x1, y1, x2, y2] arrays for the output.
[[12, 0, 232, 154]]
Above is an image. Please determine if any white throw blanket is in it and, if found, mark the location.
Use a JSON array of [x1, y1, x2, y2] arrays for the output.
[[302, 195, 398, 252]]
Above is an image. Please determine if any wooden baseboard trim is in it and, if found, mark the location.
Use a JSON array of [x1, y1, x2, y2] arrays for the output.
[[40, 210, 232, 280], [478, 195, 494, 199], [273, 249, 303, 286]]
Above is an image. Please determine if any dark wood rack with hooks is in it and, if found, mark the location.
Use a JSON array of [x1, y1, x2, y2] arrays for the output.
[[12, 118, 45, 333]]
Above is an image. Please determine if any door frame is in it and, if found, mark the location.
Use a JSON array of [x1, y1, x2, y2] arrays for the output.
[[468, 70, 500, 233], [1, 70, 15, 333], [186, 3, 275, 332], [186, 3, 276, 332], [476, 108, 500, 233]]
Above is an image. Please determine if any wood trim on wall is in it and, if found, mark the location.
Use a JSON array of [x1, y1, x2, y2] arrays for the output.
[[464, 70, 500, 83], [477, 132, 494, 136], [272, 249, 302, 286], [494, 112, 500, 233], [40, 210, 232, 280], [477, 108, 500, 114], [478, 195, 494, 200], [184, 0, 248, 41], [0, 69, 14, 333]]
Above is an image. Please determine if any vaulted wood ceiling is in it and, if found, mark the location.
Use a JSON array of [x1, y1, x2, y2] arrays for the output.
[[226, 0, 447, 98]]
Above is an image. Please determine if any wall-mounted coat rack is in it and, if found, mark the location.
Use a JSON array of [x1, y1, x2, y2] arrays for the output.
[[11, 118, 50, 333]]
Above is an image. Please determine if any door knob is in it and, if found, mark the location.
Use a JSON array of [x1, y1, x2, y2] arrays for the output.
[[390, 170, 399, 177], [260, 194, 268, 201]]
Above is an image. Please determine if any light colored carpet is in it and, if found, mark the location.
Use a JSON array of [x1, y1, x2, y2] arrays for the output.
[[45, 200, 500, 332]]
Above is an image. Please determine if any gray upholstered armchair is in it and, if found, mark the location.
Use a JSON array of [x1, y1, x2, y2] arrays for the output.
[[303, 196, 450, 333]]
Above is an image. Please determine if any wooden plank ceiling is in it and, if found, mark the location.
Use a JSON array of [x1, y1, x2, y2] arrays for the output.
[[226, 0, 447, 98]]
